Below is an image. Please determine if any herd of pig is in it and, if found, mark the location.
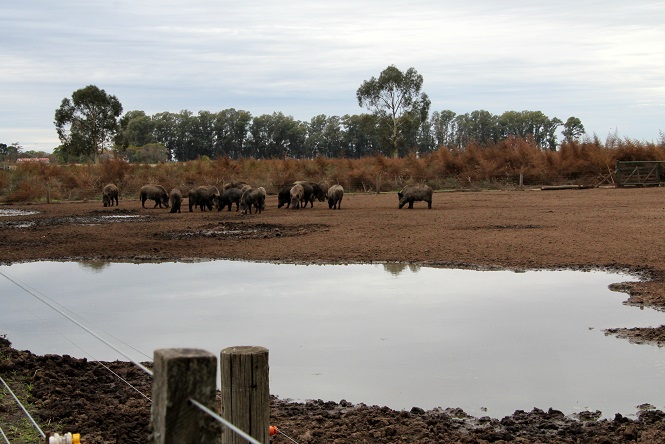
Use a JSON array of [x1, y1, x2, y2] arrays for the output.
[[101, 181, 433, 213]]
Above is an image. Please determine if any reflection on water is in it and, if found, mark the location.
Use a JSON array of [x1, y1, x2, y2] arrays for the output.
[[383, 262, 421, 275], [1, 261, 663, 419], [78, 261, 112, 272]]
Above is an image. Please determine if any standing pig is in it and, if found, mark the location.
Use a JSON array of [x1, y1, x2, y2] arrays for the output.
[[255, 187, 267, 212], [290, 184, 304, 209], [215, 187, 242, 212], [140, 184, 170, 209], [293, 181, 317, 207], [398, 184, 433, 209], [240, 187, 265, 214], [188, 185, 220, 212], [277, 186, 292, 208], [169, 188, 182, 213], [327, 184, 344, 209], [102, 183, 119, 207]]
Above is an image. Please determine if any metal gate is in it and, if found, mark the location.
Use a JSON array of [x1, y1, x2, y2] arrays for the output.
[[616, 161, 665, 187]]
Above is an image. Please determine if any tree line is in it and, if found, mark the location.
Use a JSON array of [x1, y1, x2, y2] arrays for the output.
[[44, 66, 585, 163], [107, 107, 584, 163]]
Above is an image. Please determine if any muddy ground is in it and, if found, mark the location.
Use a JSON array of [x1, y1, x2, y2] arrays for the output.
[[1, 187, 665, 443]]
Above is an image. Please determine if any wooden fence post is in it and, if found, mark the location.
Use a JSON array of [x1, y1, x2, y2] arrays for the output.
[[152, 348, 219, 444], [220, 346, 269, 444]]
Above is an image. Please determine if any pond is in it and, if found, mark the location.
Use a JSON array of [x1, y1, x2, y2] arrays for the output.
[[1, 261, 663, 419]]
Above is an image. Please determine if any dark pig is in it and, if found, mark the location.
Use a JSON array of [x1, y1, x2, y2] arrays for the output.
[[294, 181, 316, 207], [278, 186, 292, 208], [256, 187, 267, 212], [327, 184, 344, 209], [214, 187, 242, 211], [102, 183, 119, 207], [240, 187, 265, 214], [223, 181, 249, 191], [188, 185, 220, 212], [140, 184, 169, 209], [169, 188, 182, 213], [398, 184, 433, 209]]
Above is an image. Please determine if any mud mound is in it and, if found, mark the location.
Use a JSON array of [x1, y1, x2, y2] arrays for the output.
[[160, 221, 329, 240]]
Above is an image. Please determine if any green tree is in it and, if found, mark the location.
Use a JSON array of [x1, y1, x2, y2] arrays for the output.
[[357, 65, 430, 158], [125, 143, 169, 163], [431, 110, 457, 148], [248, 112, 306, 158], [0, 142, 22, 161], [342, 114, 384, 158], [54, 85, 123, 162], [212, 108, 252, 158], [115, 110, 155, 149], [562, 116, 585, 142]]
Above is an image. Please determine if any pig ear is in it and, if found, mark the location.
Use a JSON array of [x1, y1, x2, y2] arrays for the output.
[[398, 193, 403, 198]]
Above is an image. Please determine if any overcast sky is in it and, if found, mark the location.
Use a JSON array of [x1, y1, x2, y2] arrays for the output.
[[2, 0, 664, 153]]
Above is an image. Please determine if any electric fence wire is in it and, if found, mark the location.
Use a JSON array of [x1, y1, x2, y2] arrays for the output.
[[0, 269, 153, 376], [0, 268, 151, 362], [0, 425, 11, 444], [188, 398, 261, 444], [2, 280, 152, 401], [0, 375, 45, 439], [275, 428, 301, 444]]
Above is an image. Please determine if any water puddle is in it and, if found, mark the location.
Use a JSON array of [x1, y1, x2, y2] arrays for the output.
[[0, 213, 145, 229], [1, 261, 663, 419], [0, 209, 39, 217]]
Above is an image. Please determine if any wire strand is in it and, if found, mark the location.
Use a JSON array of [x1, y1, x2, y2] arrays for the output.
[[0, 269, 153, 377], [0, 375, 46, 439], [0, 268, 151, 361], [188, 398, 261, 444], [2, 279, 153, 401], [277, 428, 301, 444], [0, 425, 11, 444]]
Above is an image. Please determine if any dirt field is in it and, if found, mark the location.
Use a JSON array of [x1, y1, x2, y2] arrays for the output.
[[1, 186, 665, 443]]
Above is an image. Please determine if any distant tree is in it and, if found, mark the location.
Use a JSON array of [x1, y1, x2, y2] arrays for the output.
[[562, 116, 586, 142], [152, 111, 179, 160], [125, 143, 169, 163], [248, 112, 306, 158], [342, 114, 384, 158], [307, 115, 345, 158], [0, 142, 22, 161], [431, 110, 457, 148], [212, 108, 252, 158], [54, 85, 123, 162], [115, 110, 155, 149], [498, 110, 562, 150], [357, 65, 430, 157]]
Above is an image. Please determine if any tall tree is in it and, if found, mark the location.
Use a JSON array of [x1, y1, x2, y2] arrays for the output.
[[562, 116, 585, 142], [54, 85, 123, 162], [212, 108, 252, 158], [431, 110, 457, 148], [115, 110, 156, 150], [357, 65, 430, 158]]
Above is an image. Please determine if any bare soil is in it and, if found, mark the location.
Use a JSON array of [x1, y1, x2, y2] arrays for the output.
[[1, 187, 665, 443]]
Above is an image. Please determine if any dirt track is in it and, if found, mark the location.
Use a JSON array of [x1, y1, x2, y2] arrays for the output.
[[1, 186, 665, 442]]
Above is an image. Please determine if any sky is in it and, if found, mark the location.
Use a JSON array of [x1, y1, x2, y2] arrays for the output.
[[1, 0, 664, 153]]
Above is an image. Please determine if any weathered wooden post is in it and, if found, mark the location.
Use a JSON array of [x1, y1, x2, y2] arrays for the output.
[[220, 346, 269, 444], [152, 348, 219, 444]]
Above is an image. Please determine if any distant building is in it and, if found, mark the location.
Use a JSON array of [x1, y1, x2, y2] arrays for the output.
[[16, 157, 50, 164]]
